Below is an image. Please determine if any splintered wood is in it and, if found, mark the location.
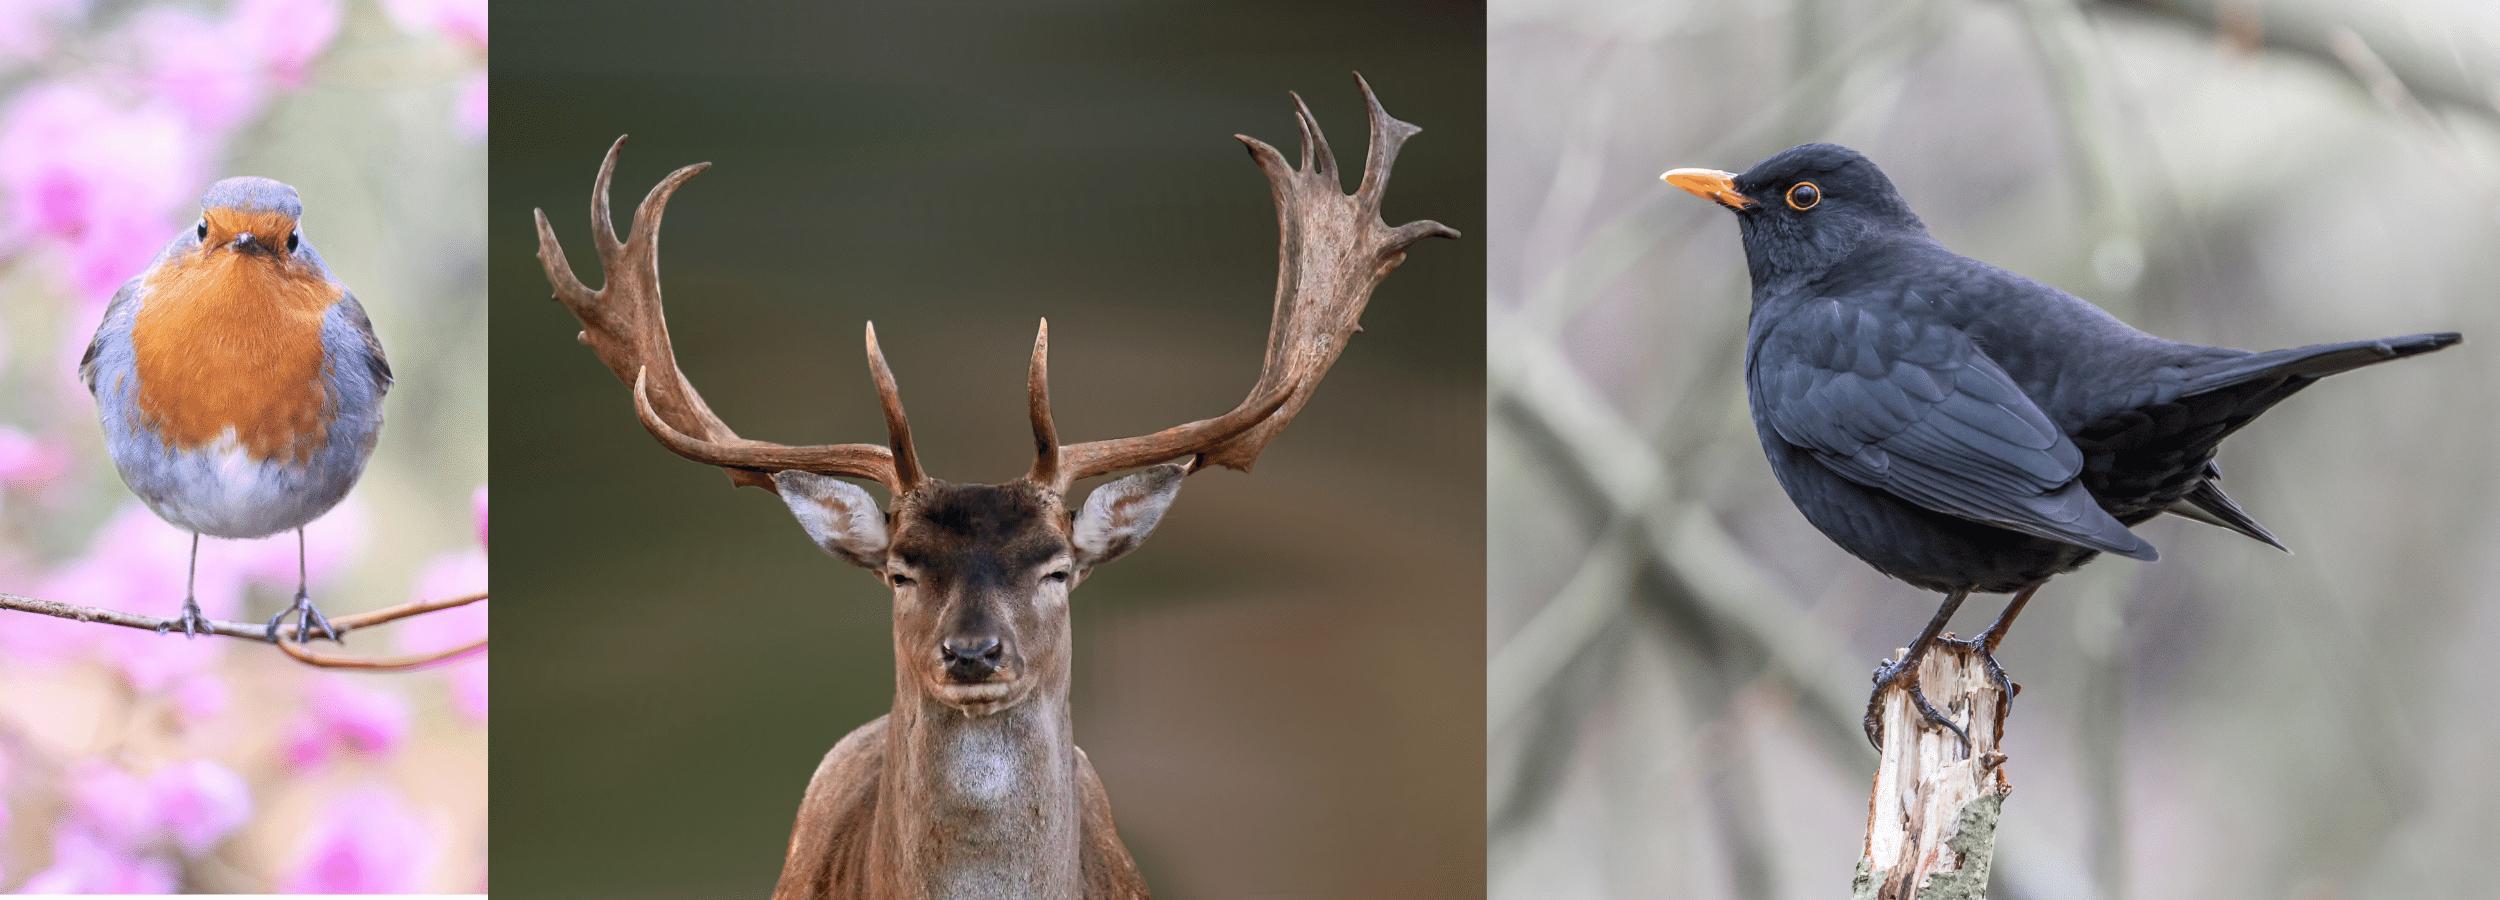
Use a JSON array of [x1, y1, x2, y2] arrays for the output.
[[1853, 638, 2012, 900]]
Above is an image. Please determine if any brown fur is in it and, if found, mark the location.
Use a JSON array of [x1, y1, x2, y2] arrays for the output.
[[130, 210, 336, 461], [771, 716, 1145, 900], [771, 482, 1148, 900]]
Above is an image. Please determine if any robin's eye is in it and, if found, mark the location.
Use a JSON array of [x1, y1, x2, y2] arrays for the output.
[[194, 221, 207, 241], [1786, 181, 1822, 211], [286, 232, 300, 252]]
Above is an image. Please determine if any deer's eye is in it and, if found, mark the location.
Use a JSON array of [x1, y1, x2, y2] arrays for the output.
[[1042, 569, 1071, 585], [888, 573, 916, 588]]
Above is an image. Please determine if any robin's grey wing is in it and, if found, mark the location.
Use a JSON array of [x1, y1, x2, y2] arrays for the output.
[[327, 289, 392, 394], [1754, 293, 2155, 560], [80, 277, 145, 395]]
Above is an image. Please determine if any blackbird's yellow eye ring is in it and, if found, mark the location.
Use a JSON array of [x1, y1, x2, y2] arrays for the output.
[[1786, 181, 1822, 211]]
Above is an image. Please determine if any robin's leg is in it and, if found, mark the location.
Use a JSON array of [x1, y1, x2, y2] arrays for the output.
[[1942, 582, 2042, 706], [265, 528, 338, 644], [160, 533, 209, 638], [1865, 588, 1971, 750]]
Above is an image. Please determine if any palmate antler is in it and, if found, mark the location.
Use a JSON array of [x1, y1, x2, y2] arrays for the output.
[[535, 74, 1454, 499], [1025, 73, 1459, 492]]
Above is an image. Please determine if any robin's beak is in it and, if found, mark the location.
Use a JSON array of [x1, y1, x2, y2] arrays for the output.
[[230, 233, 278, 257], [1660, 168, 1753, 211]]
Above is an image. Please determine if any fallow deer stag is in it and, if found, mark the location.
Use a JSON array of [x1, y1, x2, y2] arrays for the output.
[[532, 75, 1453, 900]]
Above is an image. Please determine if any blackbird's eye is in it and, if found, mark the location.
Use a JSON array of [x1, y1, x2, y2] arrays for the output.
[[1785, 181, 1822, 211], [286, 231, 300, 252], [194, 220, 207, 241]]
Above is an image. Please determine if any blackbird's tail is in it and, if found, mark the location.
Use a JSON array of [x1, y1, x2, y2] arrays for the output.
[[2164, 465, 2289, 552], [2156, 332, 2462, 440], [2179, 331, 2462, 397]]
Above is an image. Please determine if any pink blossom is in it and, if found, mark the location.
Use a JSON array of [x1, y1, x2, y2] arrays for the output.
[[63, 760, 155, 848], [0, 82, 200, 302], [472, 484, 489, 549], [228, 0, 342, 88], [151, 759, 252, 854], [397, 549, 488, 721], [0, 425, 70, 488], [19, 827, 178, 893], [284, 675, 413, 767], [122, 7, 269, 134], [19, 502, 251, 686], [229, 493, 371, 591], [282, 784, 437, 893], [171, 672, 231, 725]]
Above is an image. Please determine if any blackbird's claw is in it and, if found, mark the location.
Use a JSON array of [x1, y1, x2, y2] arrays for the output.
[[1863, 653, 1973, 752], [1943, 633, 2021, 710], [159, 598, 209, 639]]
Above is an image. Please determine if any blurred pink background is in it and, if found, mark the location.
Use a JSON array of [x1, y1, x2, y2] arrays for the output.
[[0, 0, 486, 891]]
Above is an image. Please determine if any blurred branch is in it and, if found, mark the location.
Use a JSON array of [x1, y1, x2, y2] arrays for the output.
[[1516, 0, 1954, 331], [0, 590, 488, 670], [2092, 0, 2500, 120], [1487, 312, 2083, 897], [1854, 641, 2013, 899]]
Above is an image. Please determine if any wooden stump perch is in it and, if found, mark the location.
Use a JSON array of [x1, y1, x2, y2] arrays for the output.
[[1853, 637, 2013, 900]]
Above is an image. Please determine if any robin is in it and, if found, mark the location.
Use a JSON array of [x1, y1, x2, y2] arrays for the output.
[[81, 176, 390, 643], [1662, 143, 2460, 748]]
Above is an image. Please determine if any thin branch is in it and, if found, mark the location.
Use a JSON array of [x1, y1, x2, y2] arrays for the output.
[[275, 632, 487, 671], [0, 591, 488, 670]]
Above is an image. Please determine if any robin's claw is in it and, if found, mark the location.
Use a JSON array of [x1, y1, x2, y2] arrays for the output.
[[266, 591, 341, 644], [161, 598, 209, 639]]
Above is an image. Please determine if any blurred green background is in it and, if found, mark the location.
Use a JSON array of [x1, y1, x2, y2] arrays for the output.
[[1488, 0, 2498, 898], [492, 2, 1483, 896]]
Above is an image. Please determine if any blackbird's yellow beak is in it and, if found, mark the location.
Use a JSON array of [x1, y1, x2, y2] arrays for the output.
[[1661, 168, 1753, 210]]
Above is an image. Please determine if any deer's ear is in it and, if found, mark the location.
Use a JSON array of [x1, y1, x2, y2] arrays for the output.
[[773, 472, 890, 570], [1072, 463, 1186, 573]]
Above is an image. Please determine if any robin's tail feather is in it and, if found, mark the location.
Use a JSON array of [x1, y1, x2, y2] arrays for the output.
[[2179, 331, 2462, 397], [2164, 474, 2289, 552]]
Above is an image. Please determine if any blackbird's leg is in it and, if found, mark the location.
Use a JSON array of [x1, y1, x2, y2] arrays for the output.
[[1865, 588, 1972, 750], [161, 533, 209, 638], [1946, 581, 2043, 704], [265, 528, 338, 644]]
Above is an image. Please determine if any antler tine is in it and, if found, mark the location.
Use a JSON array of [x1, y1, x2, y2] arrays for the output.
[[862, 323, 926, 492], [1032, 77, 1453, 491], [1026, 319, 1062, 488], [1353, 72, 1425, 212], [1288, 91, 1338, 184], [591, 136, 625, 259], [534, 138, 905, 495]]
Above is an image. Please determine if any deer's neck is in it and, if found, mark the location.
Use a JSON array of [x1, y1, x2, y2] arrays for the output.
[[877, 683, 1083, 899]]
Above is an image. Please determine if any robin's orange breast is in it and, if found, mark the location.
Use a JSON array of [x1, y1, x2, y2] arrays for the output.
[[128, 250, 338, 464]]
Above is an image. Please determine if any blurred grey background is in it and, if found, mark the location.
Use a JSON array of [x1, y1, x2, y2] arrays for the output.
[[493, 2, 1483, 897], [1488, 0, 2498, 898]]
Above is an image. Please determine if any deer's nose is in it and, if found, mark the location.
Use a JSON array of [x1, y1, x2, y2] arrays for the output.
[[939, 635, 1006, 681]]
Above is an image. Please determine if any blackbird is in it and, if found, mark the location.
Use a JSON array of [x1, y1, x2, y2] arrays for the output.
[[1661, 143, 2461, 749]]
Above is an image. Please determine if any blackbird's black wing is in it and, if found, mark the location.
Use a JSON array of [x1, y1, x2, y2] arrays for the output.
[[1754, 293, 2156, 560]]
